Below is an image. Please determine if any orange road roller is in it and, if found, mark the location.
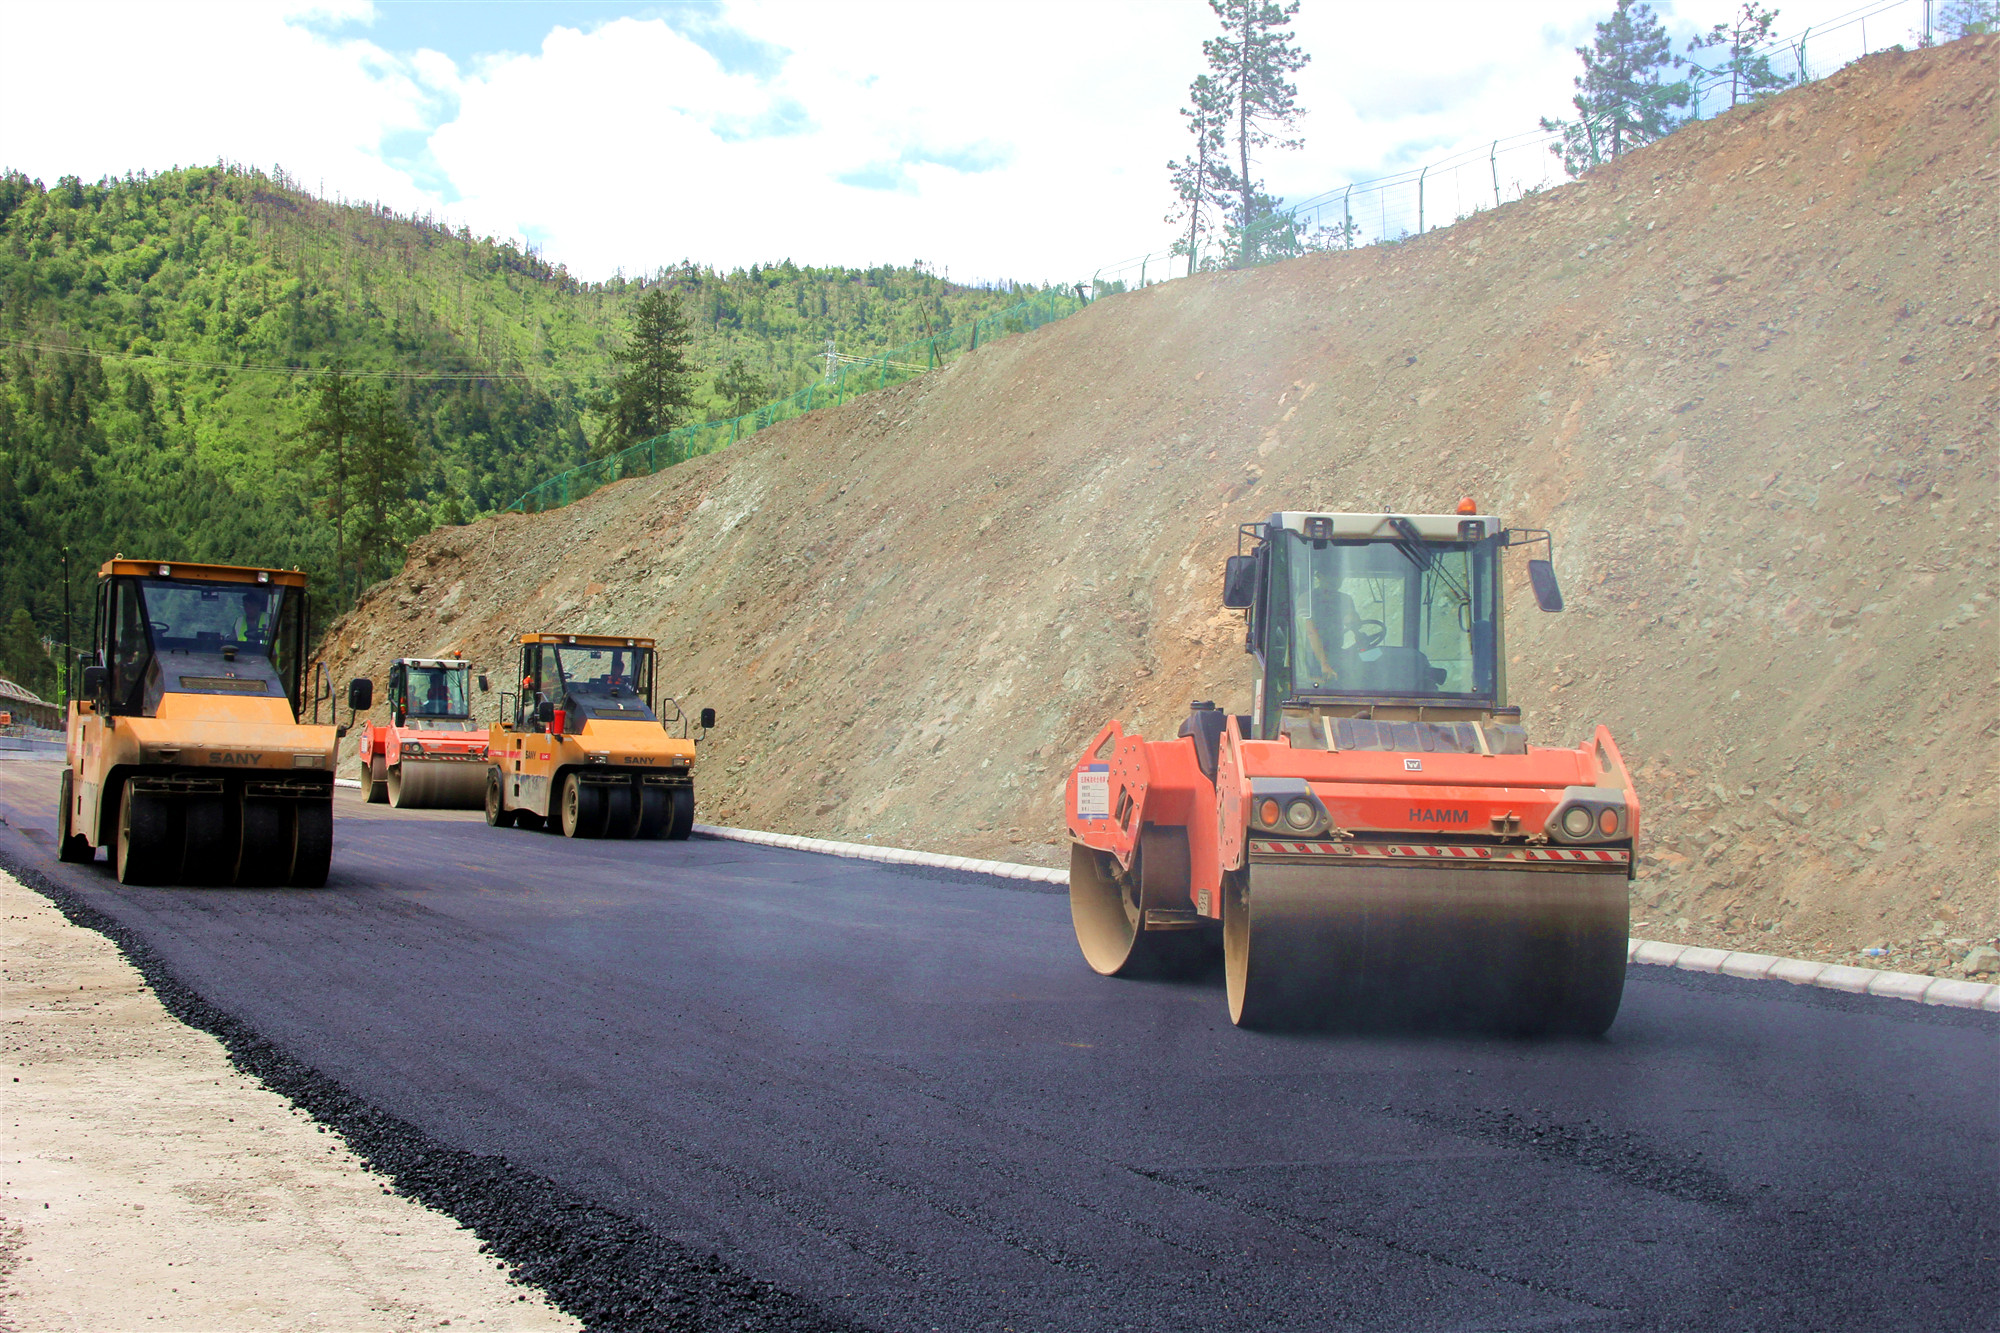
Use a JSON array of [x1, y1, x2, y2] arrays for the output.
[[484, 633, 714, 839], [1065, 507, 1638, 1033], [355, 656, 490, 808], [56, 559, 369, 887]]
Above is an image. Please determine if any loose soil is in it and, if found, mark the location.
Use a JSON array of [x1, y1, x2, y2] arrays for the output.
[[323, 40, 1998, 979], [0, 860, 577, 1332]]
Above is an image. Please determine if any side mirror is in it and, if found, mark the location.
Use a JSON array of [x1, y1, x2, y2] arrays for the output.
[[1528, 559, 1564, 613], [699, 707, 716, 730], [82, 665, 107, 696], [1221, 554, 1257, 609], [477, 674, 490, 693], [347, 678, 374, 711], [535, 698, 555, 727]]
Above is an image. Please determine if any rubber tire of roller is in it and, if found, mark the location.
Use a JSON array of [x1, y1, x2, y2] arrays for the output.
[[235, 796, 290, 886], [181, 793, 232, 886], [116, 779, 181, 886], [634, 785, 669, 839], [485, 770, 517, 828], [665, 786, 694, 841], [56, 769, 94, 863], [289, 800, 332, 888], [559, 773, 606, 839], [602, 779, 637, 838]]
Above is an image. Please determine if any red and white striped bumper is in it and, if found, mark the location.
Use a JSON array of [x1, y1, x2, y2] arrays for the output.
[[1249, 839, 1629, 868]]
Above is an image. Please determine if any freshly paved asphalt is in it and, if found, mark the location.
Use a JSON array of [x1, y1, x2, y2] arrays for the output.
[[2, 759, 1993, 1332]]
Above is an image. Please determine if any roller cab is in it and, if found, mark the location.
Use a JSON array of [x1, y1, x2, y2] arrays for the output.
[[58, 559, 339, 886], [1066, 508, 1639, 1033], [484, 634, 713, 840], [355, 657, 490, 808]]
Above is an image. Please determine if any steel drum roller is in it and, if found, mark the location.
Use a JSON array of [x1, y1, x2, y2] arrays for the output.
[[388, 760, 489, 809], [1224, 862, 1628, 1033]]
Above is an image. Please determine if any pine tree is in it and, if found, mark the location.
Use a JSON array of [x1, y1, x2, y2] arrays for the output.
[[1201, 0, 1310, 267], [1689, 3, 1793, 108], [1939, 0, 1999, 37], [601, 285, 698, 455], [713, 356, 771, 420], [348, 385, 419, 591], [1167, 74, 1240, 276], [1, 606, 54, 698], [288, 367, 359, 598], [1542, 0, 1692, 178]]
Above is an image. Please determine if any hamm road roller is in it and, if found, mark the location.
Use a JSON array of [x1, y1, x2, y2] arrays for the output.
[[55, 559, 368, 886], [1065, 505, 1638, 1033], [485, 633, 714, 839], [355, 656, 490, 808]]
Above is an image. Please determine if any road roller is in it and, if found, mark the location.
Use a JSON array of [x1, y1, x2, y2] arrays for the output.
[[1064, 505, 1638, 1033], [355, 657, 490, 808], [484, 633, 715, 839], [55, 558, 369, 887]]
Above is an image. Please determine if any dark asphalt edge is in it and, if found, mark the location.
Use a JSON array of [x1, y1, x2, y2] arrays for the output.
[[0, 842, 864, 1333]]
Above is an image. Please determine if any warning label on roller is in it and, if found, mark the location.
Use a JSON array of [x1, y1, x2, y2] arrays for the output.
[[1076, 764, 1111, 818]]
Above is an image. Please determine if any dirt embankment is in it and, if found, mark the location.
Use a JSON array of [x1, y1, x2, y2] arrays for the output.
[[324, 40, 1998, 978]]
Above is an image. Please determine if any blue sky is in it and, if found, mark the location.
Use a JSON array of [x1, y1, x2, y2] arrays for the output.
[[0, 0, 1940, 284]]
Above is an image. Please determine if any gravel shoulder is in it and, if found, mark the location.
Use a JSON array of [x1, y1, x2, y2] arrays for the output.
[[0, 864, 578, 1333]]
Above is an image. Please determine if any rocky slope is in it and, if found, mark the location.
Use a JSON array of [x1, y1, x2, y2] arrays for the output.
[[321, 39, 1999, 980]]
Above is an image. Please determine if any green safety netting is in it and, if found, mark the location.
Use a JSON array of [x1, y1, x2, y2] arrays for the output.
[[507, 287, 1083, 515]]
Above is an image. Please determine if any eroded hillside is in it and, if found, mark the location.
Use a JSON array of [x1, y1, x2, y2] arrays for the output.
[[323, 39, 1999, 979]]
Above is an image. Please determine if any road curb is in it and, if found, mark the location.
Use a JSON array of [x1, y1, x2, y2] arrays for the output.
[[694, 824, 1999, 1012], [691, 824, 1066, 884]]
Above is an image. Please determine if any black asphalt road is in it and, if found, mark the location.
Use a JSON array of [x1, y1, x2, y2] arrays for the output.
[[2, 760, 1994, 1332]]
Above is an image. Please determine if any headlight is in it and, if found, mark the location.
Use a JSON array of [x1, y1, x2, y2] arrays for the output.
[[400, 741, 424, 757], [1284, 799, 1316, 830], [1561, 806, 1594, 839]]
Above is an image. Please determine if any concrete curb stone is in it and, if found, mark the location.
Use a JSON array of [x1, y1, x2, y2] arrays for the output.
[[691, 825, 1999, 1013]]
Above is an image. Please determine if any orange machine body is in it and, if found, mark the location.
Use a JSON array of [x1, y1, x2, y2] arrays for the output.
[[485, 633, 701, 840], [355, 658, 489, 808], [60, 559, 337, 886]]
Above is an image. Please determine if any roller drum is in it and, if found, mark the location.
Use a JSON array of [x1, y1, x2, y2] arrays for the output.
[[1069, 830, 1219, 980], [1225, 862, 1628, 1034], [389, 759, 488, 809]]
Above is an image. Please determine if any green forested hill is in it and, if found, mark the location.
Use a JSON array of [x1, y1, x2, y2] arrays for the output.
[[0, 164, 1047, 692]]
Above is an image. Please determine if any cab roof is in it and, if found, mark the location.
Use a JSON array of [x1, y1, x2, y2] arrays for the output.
[[518, 633, 656, 648], [1268, 511, 1502, 542], [98, 559, 308, 587], [394, 658, 470, 669]]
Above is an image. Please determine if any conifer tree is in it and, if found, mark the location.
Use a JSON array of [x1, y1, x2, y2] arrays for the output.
[[1542, 0, 1691, 178], [1201, 0, 1310, 267], [1689, 3, 1793, 108], [289, 367, 359, 597], [1167, 74, 1240, 275], [1, 606, 54, 698], [348, 385, 419, 591], [602, 285, 698, 455], [713, 356, 771, 420], [1939, 0, 1999, 37]]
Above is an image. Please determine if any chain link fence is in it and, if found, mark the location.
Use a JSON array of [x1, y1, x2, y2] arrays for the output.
[[1092, 0, 1944, 293]]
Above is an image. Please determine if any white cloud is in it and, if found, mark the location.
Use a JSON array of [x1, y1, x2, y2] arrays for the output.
[[0, 0, 1933, 284]]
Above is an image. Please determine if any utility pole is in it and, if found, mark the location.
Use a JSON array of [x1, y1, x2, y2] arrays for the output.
[[61, 546, 70, 707], [1490, 141, 1501, 209], [1417, 164, 1429, 234], [823, 337, 837, 381]]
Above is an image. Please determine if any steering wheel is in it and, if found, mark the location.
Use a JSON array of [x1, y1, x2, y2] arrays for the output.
[[1348, 619, 1387, 651]]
